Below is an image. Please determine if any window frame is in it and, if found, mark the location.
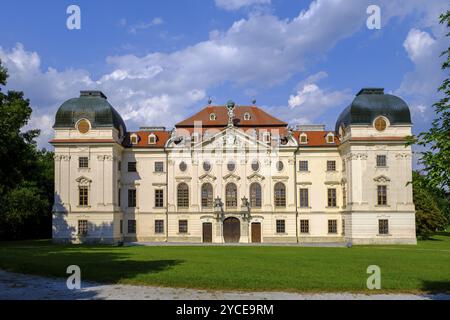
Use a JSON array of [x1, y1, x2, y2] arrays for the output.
[[225, 183, 238, 208], [376, 155, 387, 167], [327, 188, 337, 207], [378, 219, 389, 235], [327, 160, 336, 172], [78, 186, 89, 206], [155, 220, 164, 234], [299, 160, 308, 172], [178, 220, 188, 233], [154, 189, 164, 208], [127, 219, 136, 234], [300, 220, 309, 234], [276, 219, 286, 234], [154, 161, 164, 173], [128, 189, 137, 208], [299, 188, 309, 208], [250, 182, 262, 208], [201, 183, 214, 208], [177, 183, 189, 208], [128, 161, 137, 172], [78, 156, 89, 168], [377, 185, 387, 205], [274, 182, 286, 208], [78, 220, 88, 236], [328, 219, 337, 234]]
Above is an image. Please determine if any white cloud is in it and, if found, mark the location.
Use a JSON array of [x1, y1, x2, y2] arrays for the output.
[[403, 28, 436, 63], [286, 72, 352, 124], [127, 17, 164, 34], [0, 0, 446, 149], [215, 0, 271, 11]]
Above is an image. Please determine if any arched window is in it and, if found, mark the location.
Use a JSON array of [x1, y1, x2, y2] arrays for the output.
[[177, 183, 189, 208], [244, 112, 251, 121], [209, 113, 216, 121], [274, 182, 286, 207], [250, 183, 262, 208], [148, 134, 157, 145], [299, 133, 308, 144], [201, 183, 213, 208], [326, 133, 334, 143], [225, 183, 237, 208]]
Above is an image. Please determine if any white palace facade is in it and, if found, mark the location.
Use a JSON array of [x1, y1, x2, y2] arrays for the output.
[[51, 88, 416, 245]]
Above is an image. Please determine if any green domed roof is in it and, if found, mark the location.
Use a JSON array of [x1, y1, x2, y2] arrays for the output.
[[335, 88, 411, 133], [54, 91, 126, 133]]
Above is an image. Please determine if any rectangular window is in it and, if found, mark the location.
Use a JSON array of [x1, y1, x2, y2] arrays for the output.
[[78, 186, 88, 206], [118, 188, 121, 207], [155, 189, 164, 208], [154, 161, 164, 172], [299, 188, 309, 208], [299, 160, 308, 172], [379, 219, 389, 235], [179, 220, 188, 233], [118, 161, 121, 171], [328, 219, 337, 234], [78, 220, 88, 236], [342, 219, 345, 235], [276, 220, 285, 234], [128, 162, 137, 172], [342, 186, 347, 208], [128, 189, 136, 208], [155, 220, 164, 234], [327, 160, 336, 171], [376, 155, 387, 167], [78, 157, 89, 168], [377, 185, 387, 205], [128, 220, 136, 234], [300, 220, 309, 234], [119, 219, 123, 234], [327, 188, 337, 207]]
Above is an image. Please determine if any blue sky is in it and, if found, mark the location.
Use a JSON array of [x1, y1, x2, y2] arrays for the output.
[[0, 0, 448, 160]]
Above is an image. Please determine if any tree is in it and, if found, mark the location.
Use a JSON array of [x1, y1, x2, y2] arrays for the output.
[[408, 12, 450, 191], [412, 172, 448, 239], [0, 60, 54, 240]]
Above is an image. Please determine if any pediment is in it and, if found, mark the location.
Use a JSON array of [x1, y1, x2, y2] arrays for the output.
[[76, 176, 92, 185], [247, 172, 265, 182], [195, 127, 272, 151], [373, 175, 390, 183], [223, 172, 241, 181], [199, 173, 217, 182]]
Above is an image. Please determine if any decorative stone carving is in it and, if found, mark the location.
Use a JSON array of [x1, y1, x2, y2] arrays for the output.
[[373, 175, 391, 183], [247, 172, 265, 182], [223, 173, 241, 182], [76, 176, 92, 185], [199, 173, 217, 182]]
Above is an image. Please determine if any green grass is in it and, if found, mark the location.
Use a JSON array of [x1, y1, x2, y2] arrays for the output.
[[1, 231, 449, 293]]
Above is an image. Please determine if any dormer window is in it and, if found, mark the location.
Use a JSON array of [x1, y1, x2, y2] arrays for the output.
[[263, 132, 271, 143], [244, 112, 251, 121], [326, 133, 335, 144], [209, 113, 216, 121], [130, 134, 138, 145], [299, 133, 308, 144], [148, 134, 157, 145]]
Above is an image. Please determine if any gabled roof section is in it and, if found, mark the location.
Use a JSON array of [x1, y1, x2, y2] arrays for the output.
[[123, 130, 171, 148], [175, 105, 287, 128], [292, 131, 340, 147]]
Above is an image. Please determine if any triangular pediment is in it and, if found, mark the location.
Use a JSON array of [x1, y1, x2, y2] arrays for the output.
[[198, 173, 217, 182], [247, 172, 265, 182], [223, 172, 241, 181]]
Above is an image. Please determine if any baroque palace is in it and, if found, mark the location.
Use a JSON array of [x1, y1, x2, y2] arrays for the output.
[[51, 88, 416, 244]]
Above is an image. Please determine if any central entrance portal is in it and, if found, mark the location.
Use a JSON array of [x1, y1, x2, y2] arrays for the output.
[[223, 217, 240, 243]]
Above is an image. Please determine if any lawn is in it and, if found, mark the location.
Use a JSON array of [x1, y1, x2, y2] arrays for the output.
[[0, 231, 449, 293]]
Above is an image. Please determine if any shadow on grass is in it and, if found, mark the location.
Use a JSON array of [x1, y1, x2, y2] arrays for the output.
[[421, 280, 450, 296], [0, 244, 183, 288]]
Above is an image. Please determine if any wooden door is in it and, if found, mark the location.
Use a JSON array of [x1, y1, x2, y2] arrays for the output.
[[251, 222, 261, 243], [202, 222, 212, 243], [223, 217, 240, 243]]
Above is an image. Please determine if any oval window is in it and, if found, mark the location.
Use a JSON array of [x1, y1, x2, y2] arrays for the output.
[[276, 161, 284, 171], [77, 119, 90, 134], [374, 117, 387, 131], [227, 161, 236, 172], [251, 160, 260, 172], [179, 161, 187, 172], [203, 161, 211, 172]]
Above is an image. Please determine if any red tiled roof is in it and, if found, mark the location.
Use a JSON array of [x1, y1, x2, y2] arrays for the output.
[[127, 131, 171, 148], [292, 131, 340, 147], [175, 106, 287, 127]]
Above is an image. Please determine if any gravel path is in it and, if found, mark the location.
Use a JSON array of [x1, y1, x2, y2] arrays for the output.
[[1, 270, 449, 300]]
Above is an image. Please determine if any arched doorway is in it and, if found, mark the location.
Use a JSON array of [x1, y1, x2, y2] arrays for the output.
[[223, 217, 240, 243]]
